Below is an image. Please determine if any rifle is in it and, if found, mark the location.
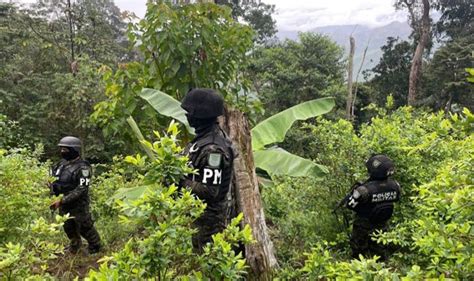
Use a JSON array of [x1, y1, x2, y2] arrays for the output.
[[332, 181, 363, 235]]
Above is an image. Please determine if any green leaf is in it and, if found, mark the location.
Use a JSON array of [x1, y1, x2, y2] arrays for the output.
[[126, 116, 156, 160], [251, 97, 335, 150], [253, 147, 329, 178], [111, 185, 152, 203], [139, 88, 194, 134]]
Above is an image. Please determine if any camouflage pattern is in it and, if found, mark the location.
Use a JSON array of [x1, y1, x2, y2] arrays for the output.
[[181, 125, 234, 251], [51, 158, 101, 253]]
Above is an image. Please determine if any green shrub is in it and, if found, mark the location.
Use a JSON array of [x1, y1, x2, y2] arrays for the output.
[[266, 106, 474, 279], [0, 147, 51, 243]]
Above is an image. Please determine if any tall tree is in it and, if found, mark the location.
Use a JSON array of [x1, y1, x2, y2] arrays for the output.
[[434, 0, 474, 40], [423, 38, 474, 111], [247, 33, 345, 117], [215, 0, 277, 43], [26, 0, 129, 68], [0, 1, 129, 159], [346, 36, 355, 120], [397, 0, 432, 105], [367, 37, 413, 107]]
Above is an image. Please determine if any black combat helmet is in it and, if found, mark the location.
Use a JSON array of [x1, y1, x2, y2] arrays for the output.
[[181, 88, 224, 119], [58, 136, 82, 153], [366, 154, 395, 180]]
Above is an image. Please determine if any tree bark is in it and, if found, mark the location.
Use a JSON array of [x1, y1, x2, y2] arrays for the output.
[[346, 36, 355, 120], [220, 108, 278, 280], [408, 0, 430, 106], [66, 0, 75, 63]]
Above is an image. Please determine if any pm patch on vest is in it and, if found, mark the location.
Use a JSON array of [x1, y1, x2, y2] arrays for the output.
[[202, 168, 223, 185]]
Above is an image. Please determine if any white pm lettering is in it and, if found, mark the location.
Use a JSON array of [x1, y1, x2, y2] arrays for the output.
[[202, 168, 222, 185], [80, 178, 90, 186], [213, 169, 222, 185]]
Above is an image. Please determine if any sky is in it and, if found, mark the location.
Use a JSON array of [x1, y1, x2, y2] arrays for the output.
[[111, 0, 407, 31], [264, 0, 407, 31], [17, 0, 408, 31]]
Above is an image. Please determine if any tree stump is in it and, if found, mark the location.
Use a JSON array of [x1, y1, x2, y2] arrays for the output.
[[220, 108, 278, 280]]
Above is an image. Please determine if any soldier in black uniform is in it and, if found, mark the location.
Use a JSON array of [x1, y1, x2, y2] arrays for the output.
[[179, 88, 235, 251], [344, 154, 401, 260], [49, 136, 101, 254]]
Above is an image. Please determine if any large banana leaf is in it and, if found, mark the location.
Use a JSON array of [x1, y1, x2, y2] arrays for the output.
[[251, 97, 335, 150], [126, 116, 156, 160], [254, 147, 328, 178], [140, 88, 194, 134]]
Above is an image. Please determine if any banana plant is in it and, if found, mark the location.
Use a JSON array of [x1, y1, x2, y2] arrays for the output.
[[136, 88, 335, 180]]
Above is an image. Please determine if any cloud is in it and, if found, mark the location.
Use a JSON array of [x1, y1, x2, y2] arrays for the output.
[[17, 0, 407, 31], [265, 0, 407, 30]]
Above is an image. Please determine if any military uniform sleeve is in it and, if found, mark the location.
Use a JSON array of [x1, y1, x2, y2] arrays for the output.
[[61, 164, 91, 205], [182, 144, 230, 202], [346, 185, 370, 210]]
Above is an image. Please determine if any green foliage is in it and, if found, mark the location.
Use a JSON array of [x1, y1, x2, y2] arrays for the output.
[[0, 2, 129, 160], [0, 114, 23, 149], [423, 37, 474, 111], [251, 97, 335, 150], [265, 105, 474, 279], [376, 137, 473, 279], [0, 216, 67, 280], [0, 148, 74, 279], [254, 148, 328, 178], [467, 68, 474, 83], [366, 37, 412, 108], [26, 0, 129, 64], [134, 2, 254, 97], [92, 2, 255, 152], [222, 0, 277, 44], [247, 32, 345, 116], [124, 122, 194, 186], [0, 147, 51, 242], [434, 0, 474, 39], [283, 241, 397, 280], [140, 88, 194, 134], [87, 185, 251, 279]]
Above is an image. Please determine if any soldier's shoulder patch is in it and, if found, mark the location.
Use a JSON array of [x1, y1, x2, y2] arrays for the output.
[[81, 168, 90, 177], [208, 153, 222, 167], [372, 159, 382, 168]]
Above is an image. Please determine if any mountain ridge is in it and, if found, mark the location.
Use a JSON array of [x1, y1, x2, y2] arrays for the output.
[[277, 21, 412, 78]]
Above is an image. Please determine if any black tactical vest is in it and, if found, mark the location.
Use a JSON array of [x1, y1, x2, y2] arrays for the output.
[[51, 159, 89, 195], [185, 126, 234, 204], [354, 179, 401, 224]]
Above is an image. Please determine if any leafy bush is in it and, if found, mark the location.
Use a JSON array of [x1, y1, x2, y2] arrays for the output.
[[0, 216, 67, 280], [265, 106, 474, 279], [0, 147, 51, 243]]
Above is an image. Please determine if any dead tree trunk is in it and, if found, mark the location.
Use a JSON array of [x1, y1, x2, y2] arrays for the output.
[[346, 36, 355, 120], [352, 41, 369, 117], [220, 108, 278, 280], [408, 0, 430, 106]]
